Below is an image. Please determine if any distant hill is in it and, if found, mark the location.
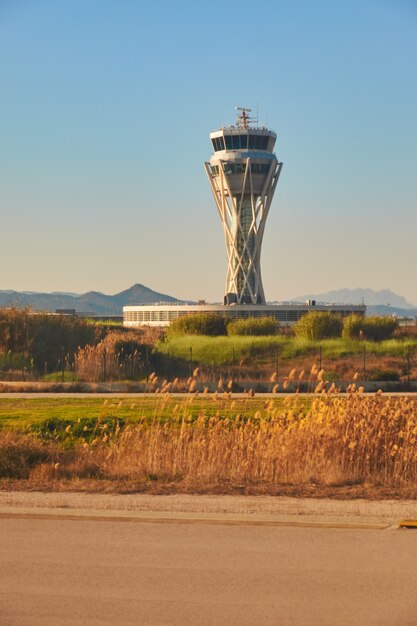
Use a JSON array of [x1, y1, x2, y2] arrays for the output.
[[291, 288, 416, 309], [3, 284, 417, 319], [289, 288, 417, 318], [0, 284, 181, 315]]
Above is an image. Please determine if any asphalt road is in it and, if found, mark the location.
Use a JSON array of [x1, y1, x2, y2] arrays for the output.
[[1, 391, 417, 398], [1, 514, 417, 626]]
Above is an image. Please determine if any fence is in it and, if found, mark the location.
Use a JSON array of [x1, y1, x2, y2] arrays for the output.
[[1, 343, 416, 390]]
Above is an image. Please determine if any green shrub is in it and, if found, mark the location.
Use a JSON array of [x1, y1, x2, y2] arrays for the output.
[[29, 416, 125, 444], [43, 371, 78, 382], [343, 315, 398, 341], [294, 312, 343, 340], [168, 313, 228, 336], [227, 317, 279, 336], [342, 315, 364, 340], [367, 369, 400, 382], [0, 308, 100, 373], [364, 316, 398, 341], [0, 350, 26, 370]]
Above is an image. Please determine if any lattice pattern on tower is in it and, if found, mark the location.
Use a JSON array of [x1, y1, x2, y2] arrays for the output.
[[205, 109, 283, 305]]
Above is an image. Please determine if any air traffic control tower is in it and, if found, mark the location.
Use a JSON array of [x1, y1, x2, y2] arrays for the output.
[[123, 109, 366, 328], [205, 107, 282, 305]]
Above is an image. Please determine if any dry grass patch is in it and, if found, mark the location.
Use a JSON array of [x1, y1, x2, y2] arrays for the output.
[[2, 386, 417, 496]]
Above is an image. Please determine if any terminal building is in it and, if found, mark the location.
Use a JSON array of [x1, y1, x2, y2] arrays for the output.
[[124, 108, 365, 327], [124, 301, 366, 328]]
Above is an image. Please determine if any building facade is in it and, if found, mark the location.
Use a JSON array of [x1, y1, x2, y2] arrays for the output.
[[124, 302, 366, 328]]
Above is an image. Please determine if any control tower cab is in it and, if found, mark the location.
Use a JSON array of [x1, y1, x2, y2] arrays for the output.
[[205, 107, 282, 305]]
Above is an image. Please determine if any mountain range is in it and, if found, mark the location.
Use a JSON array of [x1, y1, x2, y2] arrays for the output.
[[290, 288, 417, 318], [291, 288, 416, 309], [0, 284, 180, 315], [0, 285, 416, 318]]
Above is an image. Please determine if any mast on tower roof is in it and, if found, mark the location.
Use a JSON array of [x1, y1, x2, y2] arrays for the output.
[[235, 106, 257, 129]]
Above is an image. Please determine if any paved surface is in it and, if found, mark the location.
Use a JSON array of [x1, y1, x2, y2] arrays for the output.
[[1, 391, 417, 398], [1, 494, 417, 625], [2, 492, 417, 526], [1, 515, 417, 626]]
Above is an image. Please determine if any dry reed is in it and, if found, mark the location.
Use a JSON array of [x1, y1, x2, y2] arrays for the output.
[[95, 388, 417, 487], [75, 331, 142, 381], [2, 386, 417, 493]]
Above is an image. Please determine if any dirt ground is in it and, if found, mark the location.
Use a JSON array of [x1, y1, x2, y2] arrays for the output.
[[1, 491, 416, 526]]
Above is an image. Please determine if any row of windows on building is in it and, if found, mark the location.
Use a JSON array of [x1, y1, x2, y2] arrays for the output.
[[125, 308, 364, 324], [211, 134, 271, 152], [210, 163, 271, 176], [124, 309, 295, 323], [125, 310, 177, 322]]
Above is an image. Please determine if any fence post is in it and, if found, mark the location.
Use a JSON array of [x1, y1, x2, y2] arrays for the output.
[[363, 346, 366, 382], [60, 346, 65, 382], [145, 346, 149, 383], [407, 345, 411, 388], [275, 346, 279, 383]]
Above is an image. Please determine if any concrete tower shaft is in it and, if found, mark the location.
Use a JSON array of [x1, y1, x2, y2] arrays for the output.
[[204, 109, 283, 305]]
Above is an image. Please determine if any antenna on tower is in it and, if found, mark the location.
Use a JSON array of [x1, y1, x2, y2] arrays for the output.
[[235, 106, 256, 129]]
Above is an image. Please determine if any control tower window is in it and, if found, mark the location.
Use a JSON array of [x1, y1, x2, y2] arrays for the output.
[[221, 163, 271, 175], [250, 163, 270, 174], [212, 137, 225, 152], [222, 134, 271, 151], [248, 135, 269, 150], [224, 135, 232, 150], [223, 134, 249, 150]]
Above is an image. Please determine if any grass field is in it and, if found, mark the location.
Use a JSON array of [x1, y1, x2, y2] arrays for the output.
[[155, 335, 417, 384], [157, 335, 417, 363], [0, 395, 294, 431], [2, 387, 417, 498]]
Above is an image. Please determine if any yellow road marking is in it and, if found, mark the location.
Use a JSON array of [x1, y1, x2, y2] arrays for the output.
[[399, 519, 417, 528]]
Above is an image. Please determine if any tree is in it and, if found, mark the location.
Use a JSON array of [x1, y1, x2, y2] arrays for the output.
[[294, 312, 342, 340], [0, 308, 99, 372], [342, 315, 364, 340], [343, 315, 398, 341], [227, 317, 279, 336], [168, 313, 228, 336]]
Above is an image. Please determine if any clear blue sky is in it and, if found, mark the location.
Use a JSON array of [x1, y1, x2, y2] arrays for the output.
[[1, 0, 416, 303]]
